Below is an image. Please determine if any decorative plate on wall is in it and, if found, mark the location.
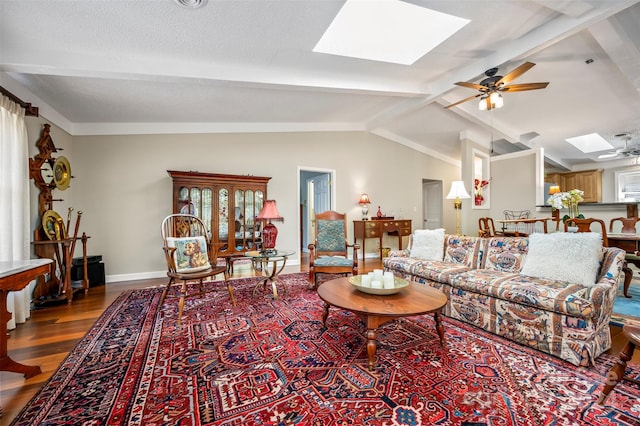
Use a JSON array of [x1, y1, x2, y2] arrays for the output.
[[53, 156, 71, 190]]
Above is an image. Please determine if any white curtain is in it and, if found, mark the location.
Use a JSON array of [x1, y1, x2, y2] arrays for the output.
[[0, 94, 32, 330]]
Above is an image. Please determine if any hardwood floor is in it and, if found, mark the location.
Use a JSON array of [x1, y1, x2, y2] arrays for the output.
[[1, 255, 638, 424]]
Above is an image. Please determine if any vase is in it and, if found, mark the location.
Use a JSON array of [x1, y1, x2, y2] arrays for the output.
[[568, 202, 580, 219]]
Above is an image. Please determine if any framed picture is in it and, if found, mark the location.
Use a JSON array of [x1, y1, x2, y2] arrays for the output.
[[472, 149, 491, 209]]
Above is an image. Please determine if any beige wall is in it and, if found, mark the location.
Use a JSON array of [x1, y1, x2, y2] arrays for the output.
[[23, 116, 635, 281], [24, 120, 461, 281]]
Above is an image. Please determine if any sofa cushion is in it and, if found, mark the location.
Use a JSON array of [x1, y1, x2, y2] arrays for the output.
[[449, 269, 593, 317], [483, 237, 529, 273], [383, 256, 469, 283], [443, 235, 484, 268], [521, 233, 602, 287], [409, 228, 445, 260]]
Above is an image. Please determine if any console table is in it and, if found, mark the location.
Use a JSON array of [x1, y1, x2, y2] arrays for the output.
[[353, 219, 412, 261], [0, 259, 52, 378]]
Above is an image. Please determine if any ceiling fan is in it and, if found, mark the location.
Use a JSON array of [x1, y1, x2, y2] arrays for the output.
[[444, 62, 549, 110], [598, 133, 640, 159]]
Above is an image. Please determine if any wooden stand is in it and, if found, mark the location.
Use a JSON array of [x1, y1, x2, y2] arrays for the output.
[[32, 232, 89, 304], [29, 124, 90, 304]]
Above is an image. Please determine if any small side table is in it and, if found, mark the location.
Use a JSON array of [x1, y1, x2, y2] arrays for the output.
[[245, 249, 295, 299]]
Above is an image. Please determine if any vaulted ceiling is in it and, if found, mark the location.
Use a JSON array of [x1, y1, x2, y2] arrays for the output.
[[2, 0, 639, 171]]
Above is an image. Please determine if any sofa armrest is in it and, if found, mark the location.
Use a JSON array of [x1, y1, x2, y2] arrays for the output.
[[585, 247, 626, 324]]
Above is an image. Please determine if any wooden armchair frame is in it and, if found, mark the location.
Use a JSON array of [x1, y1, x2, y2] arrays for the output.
[[161, 214, 234, 324], [308, 210, 359, 289]]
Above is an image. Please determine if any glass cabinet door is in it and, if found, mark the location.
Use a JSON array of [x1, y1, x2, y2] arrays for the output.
[[234, 189, 245, 250], [218, 188, 229, 252]]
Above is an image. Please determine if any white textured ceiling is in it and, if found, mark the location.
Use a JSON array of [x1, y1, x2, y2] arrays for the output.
[[1, 0, 640, 170]]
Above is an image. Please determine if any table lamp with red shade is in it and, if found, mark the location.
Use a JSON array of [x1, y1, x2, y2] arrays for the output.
[[358, 193, 371, 220], [256, 200, 284, 254]]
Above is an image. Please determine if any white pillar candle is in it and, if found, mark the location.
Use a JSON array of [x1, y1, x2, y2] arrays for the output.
[[360, 274, 371, 287], [383, 274, 395, 289], [373, 269, 383, 281], [371, 280, 382, 289]]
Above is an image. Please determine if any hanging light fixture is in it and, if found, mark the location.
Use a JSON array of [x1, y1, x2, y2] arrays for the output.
[[478, 92, 504, 111]]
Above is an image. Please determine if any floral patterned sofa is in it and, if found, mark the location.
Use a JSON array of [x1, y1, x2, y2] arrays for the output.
[[383, 233, 626, 367]]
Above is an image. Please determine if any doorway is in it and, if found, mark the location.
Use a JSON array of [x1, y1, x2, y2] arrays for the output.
[[299, 168, 335, 252], [422, 179, 443, 230]]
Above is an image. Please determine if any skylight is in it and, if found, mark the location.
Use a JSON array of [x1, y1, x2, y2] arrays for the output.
[[313, 0, 470, 65], [566, 133, 614, 153]]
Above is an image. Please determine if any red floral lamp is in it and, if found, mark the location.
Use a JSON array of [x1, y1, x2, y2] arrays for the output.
[[256, 200, 284, 253]]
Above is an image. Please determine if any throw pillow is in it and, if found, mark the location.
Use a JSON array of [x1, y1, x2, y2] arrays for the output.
[[166, 236, 211, 273], [410, 228, 445, 260], [520, 232, 603, 287]]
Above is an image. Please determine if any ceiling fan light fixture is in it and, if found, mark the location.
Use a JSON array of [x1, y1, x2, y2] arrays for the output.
[[478, 97, 488, 111], [173, 0, 207, 8], [491, 92, 504, 109]]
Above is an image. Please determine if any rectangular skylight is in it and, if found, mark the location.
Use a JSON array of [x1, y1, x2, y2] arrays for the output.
[[566, 133, 614, 153], [313, 0, 470, 65]]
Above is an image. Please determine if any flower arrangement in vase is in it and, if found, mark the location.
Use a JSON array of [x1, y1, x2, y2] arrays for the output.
[[474, 178, 490, 206], [547, 188, 584, 222]]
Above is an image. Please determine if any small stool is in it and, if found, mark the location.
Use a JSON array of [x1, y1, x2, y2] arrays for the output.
[[597, 323, 640, 404]]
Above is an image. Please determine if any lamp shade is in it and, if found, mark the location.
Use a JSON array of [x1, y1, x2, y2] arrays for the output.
[[256, 200, 284, 222], [358, 193, 371, 205], [446, 181, 471, 199], [548, 185, 560, 195]]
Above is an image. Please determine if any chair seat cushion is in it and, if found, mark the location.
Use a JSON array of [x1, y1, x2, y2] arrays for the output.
[[315, 256, 353, 267]]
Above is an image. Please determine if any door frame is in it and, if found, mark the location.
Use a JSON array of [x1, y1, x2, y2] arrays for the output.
[[298, 166, 336, 253]]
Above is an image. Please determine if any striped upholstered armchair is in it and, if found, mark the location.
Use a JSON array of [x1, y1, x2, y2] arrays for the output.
[[308, 210, 359, 289]]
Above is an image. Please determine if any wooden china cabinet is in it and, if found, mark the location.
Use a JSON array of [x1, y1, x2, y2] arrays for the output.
[[167, 170, 270, 259]]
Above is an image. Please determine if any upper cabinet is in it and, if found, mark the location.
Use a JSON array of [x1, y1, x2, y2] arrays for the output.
[[168, 171, 270, 257], [545, 169, 602, 203]]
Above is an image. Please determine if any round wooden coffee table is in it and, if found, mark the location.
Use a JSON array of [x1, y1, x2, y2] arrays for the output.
[[317, 276, 447, 371]]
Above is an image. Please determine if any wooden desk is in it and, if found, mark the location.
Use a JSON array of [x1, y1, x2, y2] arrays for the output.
[[0, 259, 52, 378], [353, 219, 411, 261]]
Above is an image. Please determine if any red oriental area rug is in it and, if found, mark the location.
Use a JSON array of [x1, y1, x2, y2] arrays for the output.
[[11, 273, 640, 425]]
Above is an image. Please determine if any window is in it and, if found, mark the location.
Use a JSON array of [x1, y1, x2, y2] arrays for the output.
[[615, 170, 640, 201]]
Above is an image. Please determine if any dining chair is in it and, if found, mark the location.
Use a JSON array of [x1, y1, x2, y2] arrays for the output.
[[308, 210, 359, 289], [563, 216, 637, 296], [609, 217, 640, 299], [609, 217, 640, 234], [161, 214, 234, 325], [564, 217, 609, 246], [478, 217, 501, 237], [502, 210, 530, 234]]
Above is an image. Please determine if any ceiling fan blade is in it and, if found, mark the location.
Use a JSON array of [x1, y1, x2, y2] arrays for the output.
[[496, 61, 536, 86], [598, 152, 618, 159], [501, 82, 549, 92], [444, 93, 482, 109], [454, 81, 487, 91]]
